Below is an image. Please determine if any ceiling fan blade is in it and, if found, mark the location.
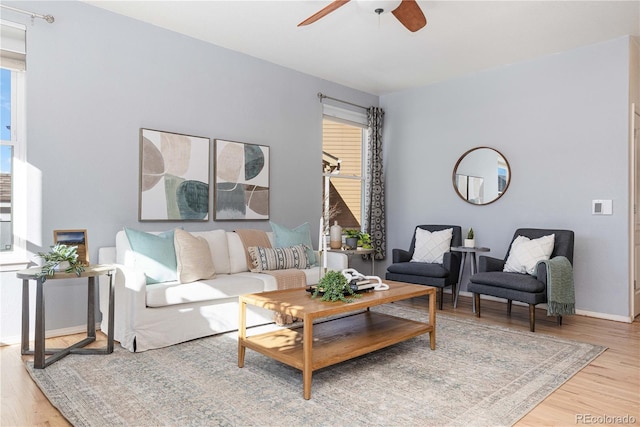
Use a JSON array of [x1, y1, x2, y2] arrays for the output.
[[298, 0, 351, 27], [392, 0, 427, 32]]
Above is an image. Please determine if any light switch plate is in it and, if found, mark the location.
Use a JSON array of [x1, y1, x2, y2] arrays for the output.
[[592, 199, 613, 215]]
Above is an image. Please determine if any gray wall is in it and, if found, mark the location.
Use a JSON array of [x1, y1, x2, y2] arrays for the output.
[[381, 36, 635, 319], [0, 1, 378, 342]]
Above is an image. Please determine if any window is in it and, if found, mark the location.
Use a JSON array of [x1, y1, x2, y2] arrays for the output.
[[322, 105, 368, 231], [1, 20, 27, 269]]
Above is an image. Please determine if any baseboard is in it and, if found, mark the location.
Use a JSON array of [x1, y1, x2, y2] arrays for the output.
[[0, 322, 102, 347], [454, 290, 633, 324]]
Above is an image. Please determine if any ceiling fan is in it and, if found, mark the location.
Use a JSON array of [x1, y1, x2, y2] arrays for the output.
[[298, 0, 427, 32]]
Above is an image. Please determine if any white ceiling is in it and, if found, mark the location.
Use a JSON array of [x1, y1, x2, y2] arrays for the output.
[[85, 0, 640, 95]]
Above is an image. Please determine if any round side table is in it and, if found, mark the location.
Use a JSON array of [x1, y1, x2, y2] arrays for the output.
[[450, 246, 490, 311]]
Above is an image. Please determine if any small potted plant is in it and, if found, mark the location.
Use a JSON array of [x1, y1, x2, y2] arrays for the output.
[[358, 232, 372, 249], [344, 229, 360, 250], [36, 243, 86, 282], [344, 229, 372, 250], [464, 228, 475, 248], [312, 270, 360, 303]]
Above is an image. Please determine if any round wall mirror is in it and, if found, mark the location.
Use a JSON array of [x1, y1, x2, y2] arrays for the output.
[[452, 147, 511, 205]]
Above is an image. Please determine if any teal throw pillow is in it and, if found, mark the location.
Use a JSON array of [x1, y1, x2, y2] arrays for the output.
[[269, 221, 317, 266], [124, 227, 178, 284]]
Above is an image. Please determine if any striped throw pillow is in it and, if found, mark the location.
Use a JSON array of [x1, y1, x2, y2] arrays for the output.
[[248, 245, 310, 272]]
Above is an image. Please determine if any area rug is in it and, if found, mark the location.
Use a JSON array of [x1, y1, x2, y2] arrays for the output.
[[26, 304, 605, 427]]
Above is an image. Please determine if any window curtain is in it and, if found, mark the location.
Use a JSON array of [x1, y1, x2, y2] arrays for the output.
[[364, 107, 386, 260]]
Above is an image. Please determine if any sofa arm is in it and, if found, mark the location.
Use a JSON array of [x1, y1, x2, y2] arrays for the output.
[[478, 256, 505, 272], [443, 251, 462, 279], [323, 251, 349, 271], [98, 247, 148, 351], [392, 248, 412, 263]]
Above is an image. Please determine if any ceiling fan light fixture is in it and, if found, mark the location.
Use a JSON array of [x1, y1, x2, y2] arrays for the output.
[[355, 0, 402, 15], [298, 0, 426, 32]]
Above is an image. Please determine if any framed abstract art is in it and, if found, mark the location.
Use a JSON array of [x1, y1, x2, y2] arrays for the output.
[[214, 139, 269, 220], [139, 129, 210, 221]]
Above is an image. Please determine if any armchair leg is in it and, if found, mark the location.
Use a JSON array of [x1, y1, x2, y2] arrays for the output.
[[557, 315, 563, 326], [507, 300, 512, 316], [529, 304, 536, 332], [474, 293, 481, 317], [437, 288, 443, 310]]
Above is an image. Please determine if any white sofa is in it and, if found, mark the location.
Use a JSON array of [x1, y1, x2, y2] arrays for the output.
[[98, 229, 347, 352]]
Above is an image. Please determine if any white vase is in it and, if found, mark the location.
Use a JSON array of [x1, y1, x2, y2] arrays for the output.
[[464, 239, 475, 248], [330, 221, 342, 249]]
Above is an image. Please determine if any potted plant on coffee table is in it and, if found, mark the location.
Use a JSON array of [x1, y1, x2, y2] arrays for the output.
[[36, 243, 86, 282], [312, 270, 361, 303]]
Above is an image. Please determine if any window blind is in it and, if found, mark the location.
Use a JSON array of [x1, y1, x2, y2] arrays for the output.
[[0, 20, 26, 71], [322, 103, 367, 128]]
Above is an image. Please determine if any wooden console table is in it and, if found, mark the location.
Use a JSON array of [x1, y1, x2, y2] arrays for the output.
[[17, 264, 116, 369]]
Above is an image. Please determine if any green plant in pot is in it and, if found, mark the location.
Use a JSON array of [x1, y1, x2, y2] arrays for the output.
[[344, 229, 372, 249], [312, 270, 361, 303], [464, 228, 475, 248], [36, 243, 86, 282]]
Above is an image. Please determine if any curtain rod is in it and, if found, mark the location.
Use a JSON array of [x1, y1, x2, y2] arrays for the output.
[[1, 5, 55, 23], [317, 92, 368, 111]]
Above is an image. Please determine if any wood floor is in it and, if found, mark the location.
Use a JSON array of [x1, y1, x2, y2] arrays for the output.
[[2, 294, 639, 426]]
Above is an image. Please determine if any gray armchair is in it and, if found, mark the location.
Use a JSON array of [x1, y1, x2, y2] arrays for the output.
[[385, 225, 462, 309], [468, 228, 574, 332]]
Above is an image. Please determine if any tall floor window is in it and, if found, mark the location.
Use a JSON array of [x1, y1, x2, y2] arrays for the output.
[[321, 104, 368, 235]]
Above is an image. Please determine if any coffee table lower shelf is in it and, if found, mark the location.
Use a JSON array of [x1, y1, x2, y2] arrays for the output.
[[239, 310, 433, 396]]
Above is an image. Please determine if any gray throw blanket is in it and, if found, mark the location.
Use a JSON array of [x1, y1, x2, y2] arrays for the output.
[[538, 256, 575, 316]]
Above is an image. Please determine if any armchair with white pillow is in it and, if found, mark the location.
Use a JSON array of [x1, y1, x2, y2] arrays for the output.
[[385, 225, 462, 309], [468, 228, 575, 332]]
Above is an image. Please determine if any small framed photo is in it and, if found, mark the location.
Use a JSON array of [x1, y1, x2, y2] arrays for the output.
[[53, 229, 89, 265]]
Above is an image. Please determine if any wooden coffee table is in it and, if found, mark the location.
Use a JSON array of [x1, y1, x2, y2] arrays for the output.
[[238, 280, 436, 399]]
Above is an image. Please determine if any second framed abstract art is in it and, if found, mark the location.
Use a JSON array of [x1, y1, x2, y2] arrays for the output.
[[214, 139, 270, 220]]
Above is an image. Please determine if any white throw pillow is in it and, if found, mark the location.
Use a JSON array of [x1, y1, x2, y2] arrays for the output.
[[411, 228, 453, 264], [503, 234, 555, 275], [174, 229, 216, 283]]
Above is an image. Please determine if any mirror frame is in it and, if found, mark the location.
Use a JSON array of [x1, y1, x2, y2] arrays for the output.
[[452, 146, 511, 206]]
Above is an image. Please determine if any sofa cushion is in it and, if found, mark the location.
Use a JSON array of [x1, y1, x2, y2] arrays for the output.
[[174, 229, 216, 283], [145, 275, 266, 308], [270, 221, 317, 266], [192, 230, 231, 274], [248, 245, 310, 272], [503, 234, 555, 275], [227, 232, 250, 273], [411, 227, 452, 264], [124, 227, 178, 284]]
